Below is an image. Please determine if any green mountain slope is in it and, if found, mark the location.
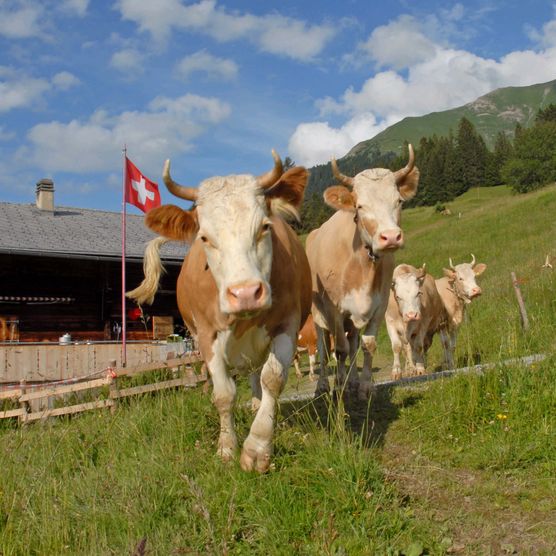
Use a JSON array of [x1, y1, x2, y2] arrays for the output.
[[347, 78, 556, 157]]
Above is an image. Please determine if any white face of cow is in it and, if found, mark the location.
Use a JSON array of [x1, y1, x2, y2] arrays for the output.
[[353, 169, 404, 255], [323, 145, 419, 258], [392, 268, 423, 322], [444, 259, 487, 304], [196, 177, 273, 317], [143, 153, 308, 319]]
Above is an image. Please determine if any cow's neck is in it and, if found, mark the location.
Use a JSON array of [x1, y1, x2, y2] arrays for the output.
[[351, 224, 394, 291], [444, 285, 466, 327]]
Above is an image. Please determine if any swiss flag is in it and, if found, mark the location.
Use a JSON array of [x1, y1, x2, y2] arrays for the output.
[[125, 157, 161, 213]]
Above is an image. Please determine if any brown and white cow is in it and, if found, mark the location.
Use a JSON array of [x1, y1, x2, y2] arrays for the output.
[[385, 264, 446, 379], [293, 314, 318, 381], [306, 146, 419, 395], [385, 255, 486, 377], [435, 254, 487, 369], [127, 152, 312, 473]]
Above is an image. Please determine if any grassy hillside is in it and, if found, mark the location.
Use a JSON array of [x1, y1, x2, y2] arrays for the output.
[[1, 185, 555, 554], [347, 79, 556, 156]]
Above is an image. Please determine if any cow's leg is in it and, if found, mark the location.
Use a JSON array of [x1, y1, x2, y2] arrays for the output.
[[345, 325, 360, 392], [440, 328, 455, 370], [333, 326, 350, 391], [359, 320, 381, 399], [293, 353, 302, 380], [206, 352, 238, 462], [315, 324, 331, 394], [386, 319, 403, 380], [308, 351, 316, 381], [249, 372, 262, 412], [241, 332, 294, 473], [403, 338, 416, 375], [412, 333, 426, 375]]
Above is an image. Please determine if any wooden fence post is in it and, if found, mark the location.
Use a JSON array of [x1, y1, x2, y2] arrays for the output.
[[18, 379, 29, 425], [510, 271, 530, 331], [108, 359, 119, 414]]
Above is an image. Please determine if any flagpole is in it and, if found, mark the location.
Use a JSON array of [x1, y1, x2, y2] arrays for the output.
[[121, 145, 127, 367]]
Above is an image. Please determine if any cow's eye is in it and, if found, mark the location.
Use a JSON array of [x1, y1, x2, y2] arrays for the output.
[[258, 222, 272, 241], [200, 235, 208, 243]]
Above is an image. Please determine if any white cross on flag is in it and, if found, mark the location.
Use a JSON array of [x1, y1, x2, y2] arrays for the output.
[[125, 157, 161, 213]]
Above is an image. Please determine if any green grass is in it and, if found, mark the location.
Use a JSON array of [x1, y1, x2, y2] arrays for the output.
[[0, 390, 442, 555], [1, 183, 556, 554]]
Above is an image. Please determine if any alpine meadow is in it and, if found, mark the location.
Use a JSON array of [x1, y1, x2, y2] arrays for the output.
[[1, 180, 555, 555]]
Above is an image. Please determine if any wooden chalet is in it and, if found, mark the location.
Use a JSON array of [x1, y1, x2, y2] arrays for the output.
[[0, 179, 187, 342]]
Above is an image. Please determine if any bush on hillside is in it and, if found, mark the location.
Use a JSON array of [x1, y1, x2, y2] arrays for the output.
[[501, 121, 556, 193]]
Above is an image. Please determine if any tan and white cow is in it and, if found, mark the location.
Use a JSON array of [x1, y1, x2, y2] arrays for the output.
[[385, 255, 486, 377], [127, 152, 312, 473], [385, 264, 446, 379], [306, 146, 419, 395], [435, 254, 487, 369]]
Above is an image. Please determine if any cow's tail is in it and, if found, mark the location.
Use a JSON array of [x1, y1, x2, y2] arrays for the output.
[[126, 236, 169, 305]]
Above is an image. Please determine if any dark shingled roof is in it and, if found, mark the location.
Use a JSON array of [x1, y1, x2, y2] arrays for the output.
[[0, 202, 188, 263]]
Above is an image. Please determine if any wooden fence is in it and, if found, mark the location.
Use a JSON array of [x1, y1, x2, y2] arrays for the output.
[[0, 351, 205, 424]]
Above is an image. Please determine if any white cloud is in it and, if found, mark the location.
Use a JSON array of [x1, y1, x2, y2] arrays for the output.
[[0, 3, 43, 39], [52, 71, 81, 90], [116, 0, 336, 61], [290, 13, 556, 166], [25, 94, 231, 173], [59, 0, 89, 17], [357, 15, 438, 70], [288, 113, 389, 167], [0, 69, 50, 112], [176, 50, 238, 81], [110, 49, 145, 75], [0, 68, 82, 112]]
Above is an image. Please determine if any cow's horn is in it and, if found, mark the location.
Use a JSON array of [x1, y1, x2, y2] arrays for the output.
[[257, 149, 283, 189], [163, 159, 198, 201], [470, 253, 476, 267], [394, 144, 415, 184], [331, 157, 355, 188], [449, 257, 456, 270]]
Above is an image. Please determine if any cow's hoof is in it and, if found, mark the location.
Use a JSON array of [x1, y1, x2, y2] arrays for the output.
[[217, 445, 236, 463], [415, 366, 426, 376], [217, 435, 238, 462], [358, 381, 372, 401], [240, 442, 271, 473], [391, 368, 402, 381], [309, 373, 316, 382]]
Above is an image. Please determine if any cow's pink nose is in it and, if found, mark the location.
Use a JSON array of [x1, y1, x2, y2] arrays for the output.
[[404, 312, 421, 322], [226, 281, 267, 313], [378, 229, 403, 249], [471, 287, 482, 297]]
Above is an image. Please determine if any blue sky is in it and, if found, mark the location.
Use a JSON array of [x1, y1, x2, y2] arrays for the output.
[[2, 0, 556, 214]]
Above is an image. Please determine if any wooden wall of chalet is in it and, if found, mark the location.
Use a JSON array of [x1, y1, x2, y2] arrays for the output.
[[0, 254, 183, 342]]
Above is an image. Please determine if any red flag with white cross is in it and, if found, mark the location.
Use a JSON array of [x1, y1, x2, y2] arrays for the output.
[[124, 157, 161, 213]]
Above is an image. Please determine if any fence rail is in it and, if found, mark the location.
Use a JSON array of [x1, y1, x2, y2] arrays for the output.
[[0, 351, 205, 424]]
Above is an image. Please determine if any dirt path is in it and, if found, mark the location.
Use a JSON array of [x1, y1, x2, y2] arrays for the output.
[[380, 430, 556, 555]]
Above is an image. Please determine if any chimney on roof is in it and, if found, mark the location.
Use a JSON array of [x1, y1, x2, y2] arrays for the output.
[[36, 178, 54, 211]]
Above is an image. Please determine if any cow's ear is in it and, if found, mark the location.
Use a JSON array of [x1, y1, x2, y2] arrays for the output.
[[266, 166, 308, 209], [324, 186, 356, 212], [473, 263, 487, 276], [145, 205, 199, 243], [266, 166, 308, 221], [443, 268, 456, 281], [398, 167, 420, 201]]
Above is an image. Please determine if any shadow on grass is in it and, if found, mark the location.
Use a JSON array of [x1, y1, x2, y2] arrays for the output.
[[279, 384, 422, 449]]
